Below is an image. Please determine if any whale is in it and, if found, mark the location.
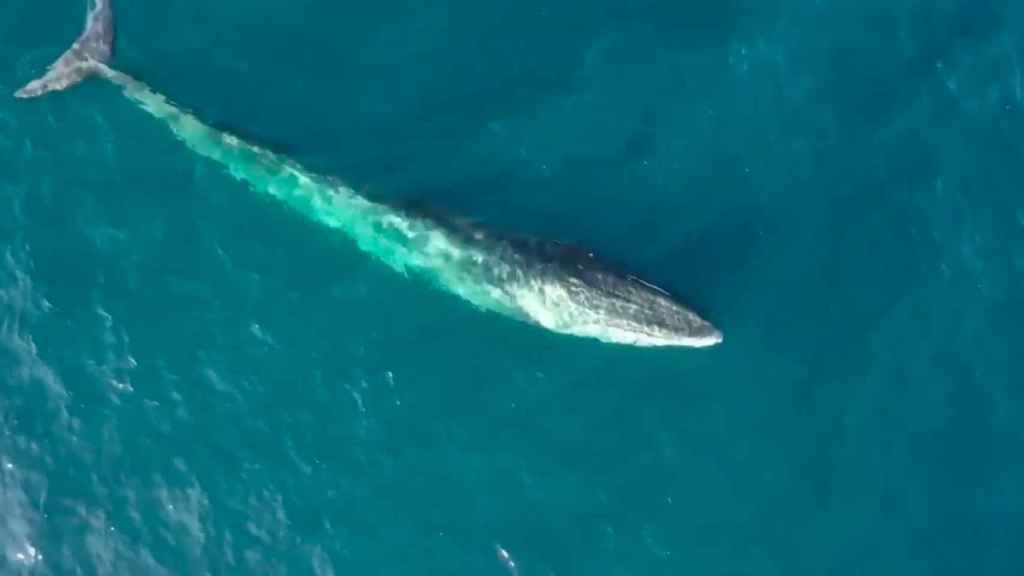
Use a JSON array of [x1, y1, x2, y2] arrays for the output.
[[15, 0, 723, 348]]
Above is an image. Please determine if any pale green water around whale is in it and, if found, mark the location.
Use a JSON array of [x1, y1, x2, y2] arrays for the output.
[[2, 0, 1023, 574], [103, 66, 524, 320]]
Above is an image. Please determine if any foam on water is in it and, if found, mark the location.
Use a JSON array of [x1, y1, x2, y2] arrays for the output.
[[0, 251, 53, 572]]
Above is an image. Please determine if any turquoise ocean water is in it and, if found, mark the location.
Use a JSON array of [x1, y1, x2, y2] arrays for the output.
[[2, 0, 1023, 574]]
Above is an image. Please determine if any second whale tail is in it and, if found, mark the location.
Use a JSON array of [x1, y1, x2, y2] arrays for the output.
[[14, 0, 113, 98]]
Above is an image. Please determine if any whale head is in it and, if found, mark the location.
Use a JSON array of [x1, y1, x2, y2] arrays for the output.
[[502, 240, 723, 348]]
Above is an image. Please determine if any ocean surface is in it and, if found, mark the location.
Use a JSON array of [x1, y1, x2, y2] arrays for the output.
[[2, 0, 1023, 574]]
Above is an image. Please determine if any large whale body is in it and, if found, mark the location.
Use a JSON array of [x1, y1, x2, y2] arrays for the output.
[[16, 0, 723, 348]]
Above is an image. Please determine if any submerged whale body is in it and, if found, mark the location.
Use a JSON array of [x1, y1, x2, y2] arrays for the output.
[[16, 0, 723, 348]]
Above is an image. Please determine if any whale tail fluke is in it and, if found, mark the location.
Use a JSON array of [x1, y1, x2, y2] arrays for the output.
[[14, 0, 113, 98]]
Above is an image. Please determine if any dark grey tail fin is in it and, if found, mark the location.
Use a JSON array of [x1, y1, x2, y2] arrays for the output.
[[14, 0, 113, 98]]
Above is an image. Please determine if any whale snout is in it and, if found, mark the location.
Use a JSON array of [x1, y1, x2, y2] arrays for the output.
[[675, 320, 723, 347]]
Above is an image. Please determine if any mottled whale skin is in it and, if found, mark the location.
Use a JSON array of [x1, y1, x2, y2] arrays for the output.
[[15, 0, 112, 98], [15, 0, 722, 348], [408, 212, 723, 347]]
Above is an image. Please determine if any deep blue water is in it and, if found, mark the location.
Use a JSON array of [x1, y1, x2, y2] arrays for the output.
[[2, 0, 1023, 574]]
